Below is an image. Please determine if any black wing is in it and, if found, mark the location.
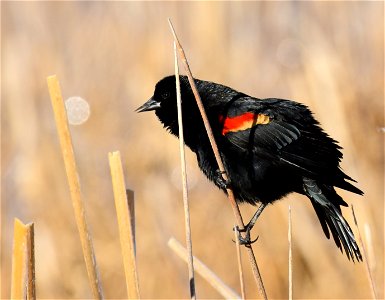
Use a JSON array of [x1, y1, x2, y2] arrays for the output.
[[221, 98, 361, 193]]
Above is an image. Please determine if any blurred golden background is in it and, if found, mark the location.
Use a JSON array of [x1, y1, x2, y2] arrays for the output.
[[2, 1, 384, 299]]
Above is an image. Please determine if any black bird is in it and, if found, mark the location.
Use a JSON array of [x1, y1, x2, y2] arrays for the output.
[[137, 75, 363, 261]]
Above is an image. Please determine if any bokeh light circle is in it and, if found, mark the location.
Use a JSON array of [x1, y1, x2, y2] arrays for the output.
[[65, 96, 90, 125]]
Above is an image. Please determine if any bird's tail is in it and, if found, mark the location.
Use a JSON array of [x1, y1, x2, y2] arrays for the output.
[[303, 177, 362, 261]]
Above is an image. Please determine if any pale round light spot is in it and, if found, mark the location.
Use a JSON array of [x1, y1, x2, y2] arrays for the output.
[[65, 96, 90, 125]]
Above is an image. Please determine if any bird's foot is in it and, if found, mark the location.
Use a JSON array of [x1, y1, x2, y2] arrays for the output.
[[234, 225, 259, 246], [215, 170, 231, 189], [234, 203, 267, 245]]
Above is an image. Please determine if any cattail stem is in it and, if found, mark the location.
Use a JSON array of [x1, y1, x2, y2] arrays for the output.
[[47, 75, 104, 299], [288, 206, 293, 300], [234, 226, 246, 299], [109, 151, 140, 299], [11, 218, 35, 300], [168, 19, 268, 300], [173, 41, 196, 299], [351, 205, 377, 299]]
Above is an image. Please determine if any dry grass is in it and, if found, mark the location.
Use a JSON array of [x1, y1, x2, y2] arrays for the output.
[[2, 2, 384, 299]]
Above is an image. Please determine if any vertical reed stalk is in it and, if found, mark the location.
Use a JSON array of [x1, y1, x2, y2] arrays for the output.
[[173, 41, 196, 299], [168, 19, 268, 300], [234, 226, 246, 299], [109, 151, 140, 299], [11, 218, 35, 300], [47, 75, 103, 299], [288, 206, 293, 300], [351, 205, 377, 299]]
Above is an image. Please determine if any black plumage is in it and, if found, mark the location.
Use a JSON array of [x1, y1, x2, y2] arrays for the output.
[[137, 75, 363, 261]]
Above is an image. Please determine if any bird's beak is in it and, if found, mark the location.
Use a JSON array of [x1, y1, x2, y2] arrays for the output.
[[136, 97, 161, 112]]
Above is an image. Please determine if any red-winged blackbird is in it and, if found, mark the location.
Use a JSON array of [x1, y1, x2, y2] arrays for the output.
[[137, 75, 363, 261]]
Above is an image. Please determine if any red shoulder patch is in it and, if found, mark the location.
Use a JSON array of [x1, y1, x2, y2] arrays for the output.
[[220, 112, 270, 135]]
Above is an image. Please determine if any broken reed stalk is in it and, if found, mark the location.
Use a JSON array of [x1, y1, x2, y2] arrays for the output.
[[234, 226, 246, 300], [351, 205, 377, 299], [168, 237, 241, 300], [168, 19, 268, 300], [11, 218, 35, 300], [288, 206, 293, 300], [174, 42, 196, 299], [47, 75, 104, 299], [108, 151, 140, 299]]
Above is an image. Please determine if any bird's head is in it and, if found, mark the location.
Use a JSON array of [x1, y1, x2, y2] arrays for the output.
[[136, 75, 198, 135], [137, 75, 236, 143], [137, 75, 179, 113]]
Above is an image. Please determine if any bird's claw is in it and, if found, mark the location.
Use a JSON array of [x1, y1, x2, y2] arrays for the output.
[[233, 225, 259, 246], [215, 170, 232, 189]]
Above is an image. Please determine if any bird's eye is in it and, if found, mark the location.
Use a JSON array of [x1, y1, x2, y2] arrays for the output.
[[161, 92, 170, 99]]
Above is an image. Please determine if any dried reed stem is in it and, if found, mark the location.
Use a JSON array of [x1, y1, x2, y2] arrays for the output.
[[174, 42, 196, 299], [351, 205, 377, 299], [109, 151, 140, 299], [234, 226, 246, 299], [363, 224, 376, 273], [47, 75, 104, 299], [168, 19, 268, 300], [11, 218, 35, 300], [168, 237, 241, 300], [127, 189, 136, 254], [288, 206, 293, 300]]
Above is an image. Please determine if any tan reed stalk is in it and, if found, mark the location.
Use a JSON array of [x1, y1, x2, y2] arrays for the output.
[[363, 223, 376, 275], [288, 206, 293, 300], [11, 218, 35, 300], [234, 226, 246, 299], [173, 41, 197, 299], [351, 205, 377, 299], [108, 151, 140, 299], [167, 19, 268, 300], [168, 237, 241, 300], [47, 75, 104, 299]]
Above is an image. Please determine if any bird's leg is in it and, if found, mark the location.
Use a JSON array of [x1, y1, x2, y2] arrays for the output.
[[215, 169, 232, 189], [236, 203, 268, 245]]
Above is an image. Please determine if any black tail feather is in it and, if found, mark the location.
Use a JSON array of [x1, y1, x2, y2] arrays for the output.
[[336, 178, 364, 196], [303, 177, 362, 261], [336, 169, 364, 196]]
